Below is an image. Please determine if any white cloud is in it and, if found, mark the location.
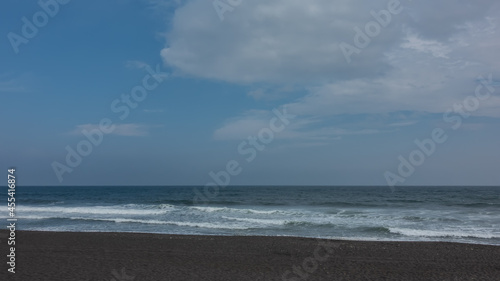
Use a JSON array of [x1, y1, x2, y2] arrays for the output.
[[388, 121, 418, 127], [213, 110, 270, 140], [0, 79, 25, 93], [0, 73, 30, 93], [213, 110, 387, 143], [162, 0, 499, 84], [161, 0, 404, 83], [161, 0, 500, 140], [247, 89, 266, 100], [285, 20, 500, 118], [401, 31, 451, 58]]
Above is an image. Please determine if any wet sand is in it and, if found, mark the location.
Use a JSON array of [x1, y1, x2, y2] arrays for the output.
[[1, 230, 499, 280]]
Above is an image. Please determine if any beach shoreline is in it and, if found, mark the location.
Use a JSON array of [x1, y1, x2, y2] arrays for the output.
[[1, 230, 500, 280]]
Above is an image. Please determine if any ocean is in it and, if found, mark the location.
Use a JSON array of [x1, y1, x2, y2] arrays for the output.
[[4, 186, 500, 245]]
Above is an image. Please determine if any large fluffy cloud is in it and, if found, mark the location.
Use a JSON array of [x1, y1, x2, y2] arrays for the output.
[[160, 0, 500, 138], [161, 0, 409, 83], [162, 0, 499, 83]]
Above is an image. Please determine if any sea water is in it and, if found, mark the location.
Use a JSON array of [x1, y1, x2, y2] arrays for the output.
[[3, 186, 499, 245]]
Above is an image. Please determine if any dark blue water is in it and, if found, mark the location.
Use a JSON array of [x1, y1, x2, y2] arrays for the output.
[[3, 186, 499, 245]]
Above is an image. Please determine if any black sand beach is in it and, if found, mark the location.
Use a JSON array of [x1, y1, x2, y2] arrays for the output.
[[1, 230, 500, 280]]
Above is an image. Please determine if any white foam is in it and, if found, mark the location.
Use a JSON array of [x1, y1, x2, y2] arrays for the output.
[[190, 206, 227, 212], [389, 227, 500, 239], [17, 215, 51, 220], [190, 206, 285, 215], [222, 216, 286, 225], [17, 205, 172, 216], [69, 217, 249, 229], [241, 209, 282, 214]]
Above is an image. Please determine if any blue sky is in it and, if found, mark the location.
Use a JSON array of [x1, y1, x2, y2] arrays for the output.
[[1, 0, 499, 186]]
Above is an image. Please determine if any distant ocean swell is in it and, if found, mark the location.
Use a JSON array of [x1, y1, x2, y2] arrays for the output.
[[2, 186, 499, 245]]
